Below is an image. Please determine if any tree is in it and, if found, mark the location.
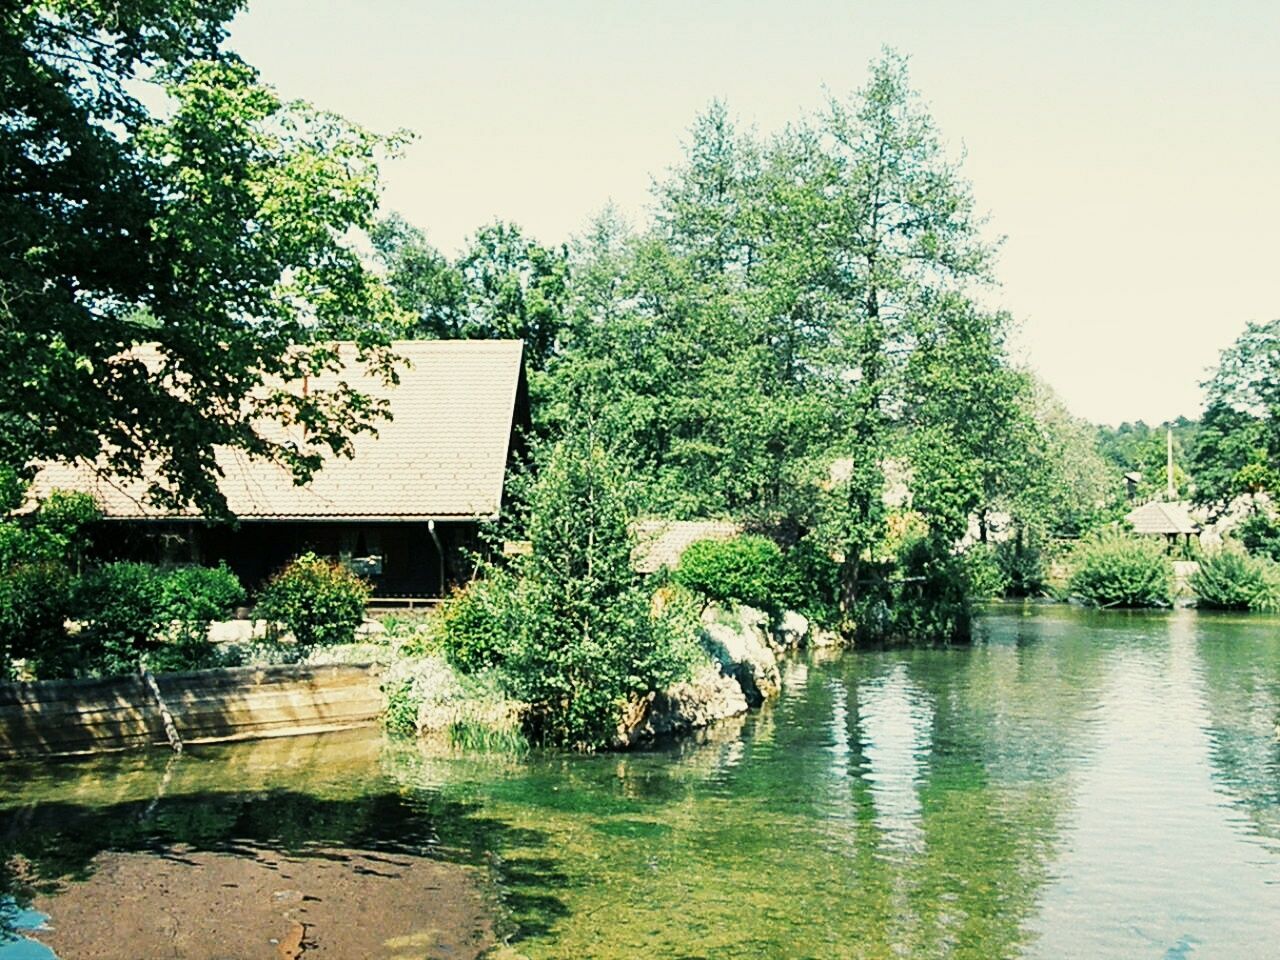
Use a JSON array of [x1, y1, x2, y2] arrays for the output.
[[2, 2, 407, 515], [502, 431, 697, 749], [1202, 319, 1280, 502], [374, 215, 572, 373], [369, 213, 467, 340], [1190, 402, 1267, 516], [803, 51, 1002, 626], [540, 51, 1025, 642]]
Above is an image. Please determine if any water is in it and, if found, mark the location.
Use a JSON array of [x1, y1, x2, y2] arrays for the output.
[[3, 605, 1279, 958]]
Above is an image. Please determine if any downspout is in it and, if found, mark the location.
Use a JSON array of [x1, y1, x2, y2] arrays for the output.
[[428, 520, 446, 598]]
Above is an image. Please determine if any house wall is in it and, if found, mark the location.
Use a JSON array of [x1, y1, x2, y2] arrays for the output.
[[89, 519, 480, 599]]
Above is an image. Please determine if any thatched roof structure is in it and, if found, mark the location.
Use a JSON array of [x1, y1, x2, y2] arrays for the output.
[[1125, 500, 1198, 536]]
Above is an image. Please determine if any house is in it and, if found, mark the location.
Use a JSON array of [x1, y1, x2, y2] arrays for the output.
[[31, 340, 530, 601]]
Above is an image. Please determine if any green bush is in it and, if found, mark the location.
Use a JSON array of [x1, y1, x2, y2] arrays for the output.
[[0, 561, 73, 679], [70, 561, 167, 676], [673, 535, 787, 615], [776, 539, 842, 626], [0, 483, 101, 677], [994, 536, 1049, 598], [149, 563, 246, 672], [255, 552, 370, 652], [1190, 548, 1280, 611], [1067, 533, 1173, 608], [963, 544, 1007, 600], [437, 568, 520, 673], [1237, 512, 1280, 562]]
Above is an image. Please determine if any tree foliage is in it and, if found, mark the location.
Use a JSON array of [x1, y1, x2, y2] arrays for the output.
[[2, 1, 407, 514], [372, 215, 571, 373], [499, 433, 699, 749]]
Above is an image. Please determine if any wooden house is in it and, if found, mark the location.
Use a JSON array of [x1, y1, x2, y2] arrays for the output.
[[32, 340, 530, 602]]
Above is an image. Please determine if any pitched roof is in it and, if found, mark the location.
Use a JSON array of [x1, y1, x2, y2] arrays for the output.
[[632, 519, 742, 573], [1125, 500, 1199, 536], [32, 340, 526, 521]]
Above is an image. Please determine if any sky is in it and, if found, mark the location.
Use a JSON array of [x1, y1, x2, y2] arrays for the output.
[[229, 0, 1279, 426]]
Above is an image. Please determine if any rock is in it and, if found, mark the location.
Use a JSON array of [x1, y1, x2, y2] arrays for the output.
[[700, 605, 782, 706], [807, 626, 845, 649], [774, 610, 809, 650], [615, 663, 749, 746], [207, 619, 271, 644], [355, 618, 387, 637]]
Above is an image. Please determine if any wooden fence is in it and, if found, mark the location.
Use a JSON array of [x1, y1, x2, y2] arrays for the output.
[[0, 663, 385, 760]]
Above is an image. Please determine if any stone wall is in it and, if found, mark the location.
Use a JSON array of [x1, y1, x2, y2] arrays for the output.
[[0, 663, 384, 760]]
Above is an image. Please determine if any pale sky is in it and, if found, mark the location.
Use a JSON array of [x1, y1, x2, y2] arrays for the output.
[[230, 0, 1279, 426]]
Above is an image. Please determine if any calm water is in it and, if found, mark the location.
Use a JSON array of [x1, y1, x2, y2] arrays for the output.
[[3, 605, 1279, 958]]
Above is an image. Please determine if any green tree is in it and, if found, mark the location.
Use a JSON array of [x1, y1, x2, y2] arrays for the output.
[[369, 213, 467, 340], [803, 51, 1002, 627], [2, 2, 407, 514], [1190, 401, 1267, 516], [502, 433, 697, 749], [374, 215, 572, 374]]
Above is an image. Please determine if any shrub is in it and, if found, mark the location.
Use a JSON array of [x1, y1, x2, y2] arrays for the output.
[[854, 534, 974, 644], [963, 544, 1007, 600], [437, 568, 520, 673], [1067, 533, 1173, 608], [1236, 512, 1280, 562], [775, 539, 842, 626], [673, 535, 787, 615], [384, 677, 421, 737], [1191, 548, 1280, 611], [0, 561, 73, 679], [70, 561, 167, 676], [994, 535, 1048, 598], [148, 563, 246, 672], [255, 552, 370, 652]]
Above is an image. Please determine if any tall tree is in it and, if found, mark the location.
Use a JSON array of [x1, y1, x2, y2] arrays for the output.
[[2, 1, 406, 515], [804, 50, 1000, 619], [1203, 319, 1280, 494], [373, 215, 572, 373], [1190, 402, 1267, 516]]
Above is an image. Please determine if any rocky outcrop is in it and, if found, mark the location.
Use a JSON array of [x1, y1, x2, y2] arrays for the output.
[[615, 662, 749, 747], [700, 605, 782, 706], [807, 625, 846, 649], [773, 610, 810, 650]]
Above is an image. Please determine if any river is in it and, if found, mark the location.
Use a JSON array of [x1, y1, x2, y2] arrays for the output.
[[3, 605, 1279, 958]]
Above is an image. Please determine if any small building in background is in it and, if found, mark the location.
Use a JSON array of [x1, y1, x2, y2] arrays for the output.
[[1123, 471, 1143, 502], [632, 519, 742, 574], [32, 340, 530, 603], [1125, 500, 1199, 551]]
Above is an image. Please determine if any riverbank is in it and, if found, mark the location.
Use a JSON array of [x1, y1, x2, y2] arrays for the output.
[[25, 844, 496, 960], [382, 602, 837, 751]]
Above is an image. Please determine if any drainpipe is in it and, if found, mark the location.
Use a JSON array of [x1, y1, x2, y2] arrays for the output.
[[428, 520, 445, 598]]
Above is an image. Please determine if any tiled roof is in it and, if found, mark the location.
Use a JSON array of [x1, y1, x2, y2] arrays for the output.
[[1126, 500, 1199, 536], [632, 519, 742, 573], [32, 340, 526, 521]]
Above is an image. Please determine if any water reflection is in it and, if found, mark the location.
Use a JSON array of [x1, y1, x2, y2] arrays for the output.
[[2, 607, 1280, 958], [1027, 609, 1280, 959], [857, 664, 930, 854]]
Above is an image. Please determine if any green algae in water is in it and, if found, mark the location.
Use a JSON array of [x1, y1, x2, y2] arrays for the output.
[[4, 606, 1280, 958]]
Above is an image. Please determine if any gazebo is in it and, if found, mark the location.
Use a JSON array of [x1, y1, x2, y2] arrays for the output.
[[1125, 500, 1199, 552]]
